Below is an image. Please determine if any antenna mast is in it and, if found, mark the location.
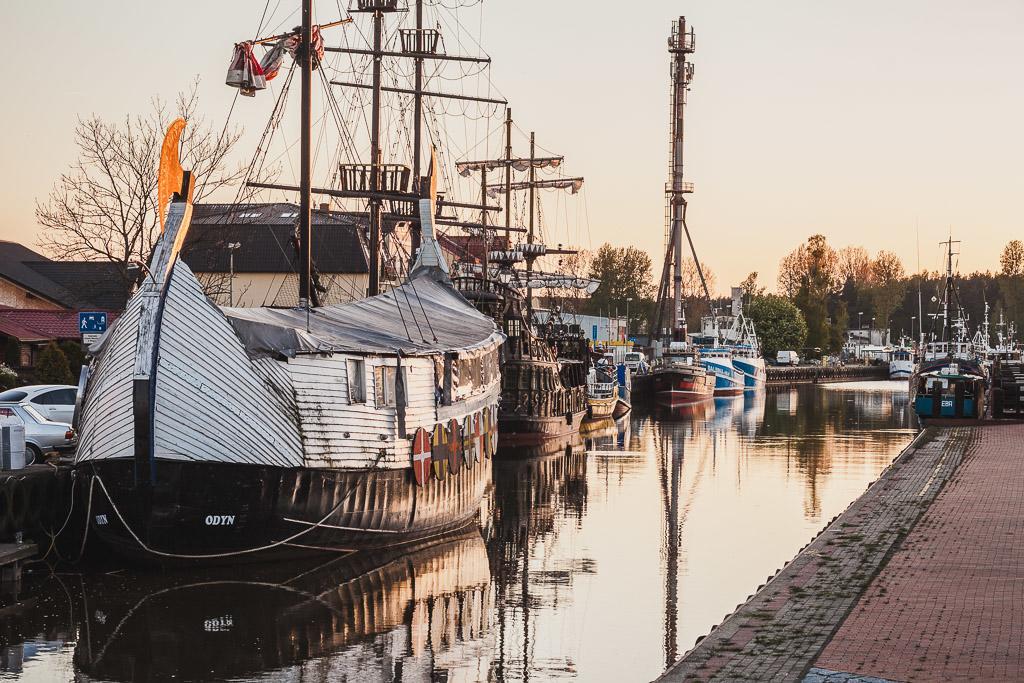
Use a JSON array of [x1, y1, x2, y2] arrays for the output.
[[667, 17, 695, 339]]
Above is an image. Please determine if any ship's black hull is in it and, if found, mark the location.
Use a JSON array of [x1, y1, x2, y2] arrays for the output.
[[79, 457, 490, 566]]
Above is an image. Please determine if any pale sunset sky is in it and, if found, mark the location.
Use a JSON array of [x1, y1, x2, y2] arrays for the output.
[[3, 1, 1022, 292]]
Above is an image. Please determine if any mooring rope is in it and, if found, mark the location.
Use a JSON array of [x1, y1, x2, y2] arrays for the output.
[[87, 451, 384, 561]]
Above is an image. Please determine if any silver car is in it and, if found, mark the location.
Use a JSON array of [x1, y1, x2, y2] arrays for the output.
[[0, 402, 77, 463], [0, 385, 78, 424]]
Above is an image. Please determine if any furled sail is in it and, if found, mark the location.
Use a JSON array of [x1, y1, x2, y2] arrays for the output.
[[456, 156, 563, 177], [485, 177, 584, 198]]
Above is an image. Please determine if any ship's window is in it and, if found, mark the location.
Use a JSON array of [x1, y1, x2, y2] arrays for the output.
[[376, 366, 408, 408], [347, 359, 366, 404]]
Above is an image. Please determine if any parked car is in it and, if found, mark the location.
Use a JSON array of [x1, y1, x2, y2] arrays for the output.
[[0, 402, 76, 462], [624, 351, 646, 372], [776, 350, 800, 366], [0, 385, 77, 424]]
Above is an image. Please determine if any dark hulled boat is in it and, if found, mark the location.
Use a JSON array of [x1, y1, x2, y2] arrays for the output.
[[455, 276, 587, 448], [650, 343, 716, 405]]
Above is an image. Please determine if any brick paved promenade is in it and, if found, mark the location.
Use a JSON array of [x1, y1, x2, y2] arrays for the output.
[[657, 426, 977, 682], [811, 423, 1024, 682]]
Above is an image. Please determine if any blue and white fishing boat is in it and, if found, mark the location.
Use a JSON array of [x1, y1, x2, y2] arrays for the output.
[[692, 287, 765, 392], [698, 347, 744, 396]]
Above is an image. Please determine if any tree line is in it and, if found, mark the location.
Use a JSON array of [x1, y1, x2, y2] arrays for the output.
[[562, 237, 1024, 359]]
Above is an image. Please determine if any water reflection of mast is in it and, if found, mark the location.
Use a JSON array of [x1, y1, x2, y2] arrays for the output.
[[655, 420, 682, 668]]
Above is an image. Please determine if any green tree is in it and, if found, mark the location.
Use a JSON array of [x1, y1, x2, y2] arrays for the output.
[[1000, 240, 1024, 276], [747, 294, 808, 357], [34, 342, 74, 385], [587, 244, 655, 316]]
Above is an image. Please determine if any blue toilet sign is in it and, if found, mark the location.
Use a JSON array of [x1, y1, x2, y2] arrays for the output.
[[79, 312, 108, 335]]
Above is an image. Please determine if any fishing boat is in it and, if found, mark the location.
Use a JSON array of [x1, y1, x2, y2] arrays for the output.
[[910, 357, 986, 419], [74, 3, 506, 563], [650, 342, 716, 404], [647, 16, 715, 407], [910, 237, 987, 421], [889, 345, 915, 380], [692, 288, 766, 391]]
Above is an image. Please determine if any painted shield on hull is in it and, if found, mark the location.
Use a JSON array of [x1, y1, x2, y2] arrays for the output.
[[482, 406, 494, 458], [411, 427, 432, 486], [448, 418, 463, 472], [463, 415, 476, 466], [432, 423, 450, 480], [473, 412, 485, 460]]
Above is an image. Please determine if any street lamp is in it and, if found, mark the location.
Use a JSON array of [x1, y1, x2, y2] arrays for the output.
[[228, 242, 242, 306], [626, 297, 633, 340], [858, 311, 864, 330], [911, 316, 917, 342]]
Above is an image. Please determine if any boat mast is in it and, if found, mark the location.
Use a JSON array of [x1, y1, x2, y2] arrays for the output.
[[480, 164, 489, 284], [410, 0, 424, 257], [298, 0, 314, 308], [668, 17, 696, 340], [367, 6, 387, 296], [527, 131, 536, 318], [504, 108, 513, 243]]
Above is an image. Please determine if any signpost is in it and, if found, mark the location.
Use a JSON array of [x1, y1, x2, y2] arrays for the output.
[[79, 312, 108, 346]]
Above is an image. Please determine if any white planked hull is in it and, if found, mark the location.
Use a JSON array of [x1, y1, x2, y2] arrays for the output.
[[77, 247, 502, 563]]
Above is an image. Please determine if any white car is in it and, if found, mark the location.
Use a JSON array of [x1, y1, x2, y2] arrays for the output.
[[0, 403, 77, 462], [0, 385, 78, 424]]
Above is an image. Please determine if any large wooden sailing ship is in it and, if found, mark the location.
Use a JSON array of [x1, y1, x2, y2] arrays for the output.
[[73, 0, 508, 563], [454, 121, 589, 447]]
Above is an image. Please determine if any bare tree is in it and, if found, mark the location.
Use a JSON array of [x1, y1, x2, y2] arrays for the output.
[[36, 79, 249, 277], [837, 245, 872, 286], [869, 250, 906, 330]]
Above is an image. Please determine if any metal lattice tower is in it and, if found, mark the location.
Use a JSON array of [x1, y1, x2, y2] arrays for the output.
[[667, 17, 695, 334]]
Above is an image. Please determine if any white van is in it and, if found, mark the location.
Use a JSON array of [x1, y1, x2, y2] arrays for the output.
[[776, 350, 800, 366]]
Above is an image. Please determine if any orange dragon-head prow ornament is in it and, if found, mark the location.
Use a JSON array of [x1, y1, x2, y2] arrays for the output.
[[157, 118, 193, 232]]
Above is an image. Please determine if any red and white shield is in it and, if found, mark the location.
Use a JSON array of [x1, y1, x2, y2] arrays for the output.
[[448, 418, 463, 473], [412, 427, 432, 486], [474, 412, 485, 460], [463, 415, 475, 466]]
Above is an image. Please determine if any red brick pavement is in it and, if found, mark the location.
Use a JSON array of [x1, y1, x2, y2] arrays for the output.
[[816, 424, 1024, 682]]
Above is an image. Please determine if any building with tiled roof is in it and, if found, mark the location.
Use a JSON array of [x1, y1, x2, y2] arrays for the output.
[[180, 203, 371, 306]]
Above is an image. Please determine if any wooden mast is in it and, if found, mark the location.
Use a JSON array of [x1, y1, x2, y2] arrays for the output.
[[526, 132, 535, 319], [504, 108, 513, 244], [411, 0, 424, 258], [368, 6, 384, 296], [298, 0, 313, 308]]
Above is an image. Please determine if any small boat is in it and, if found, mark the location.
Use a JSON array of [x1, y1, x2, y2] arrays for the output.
[[911, 357, 986, 419], [889, 346, 915, 380], [651, 342, 716, 404], [586, 365, 619, 420], [910, 236, 987, 421]]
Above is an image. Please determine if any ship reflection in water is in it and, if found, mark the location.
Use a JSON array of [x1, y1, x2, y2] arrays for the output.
[[2, 382, 913, 682]]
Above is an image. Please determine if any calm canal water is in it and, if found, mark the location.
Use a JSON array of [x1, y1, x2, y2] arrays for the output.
[[3, 382, 914, 682]]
